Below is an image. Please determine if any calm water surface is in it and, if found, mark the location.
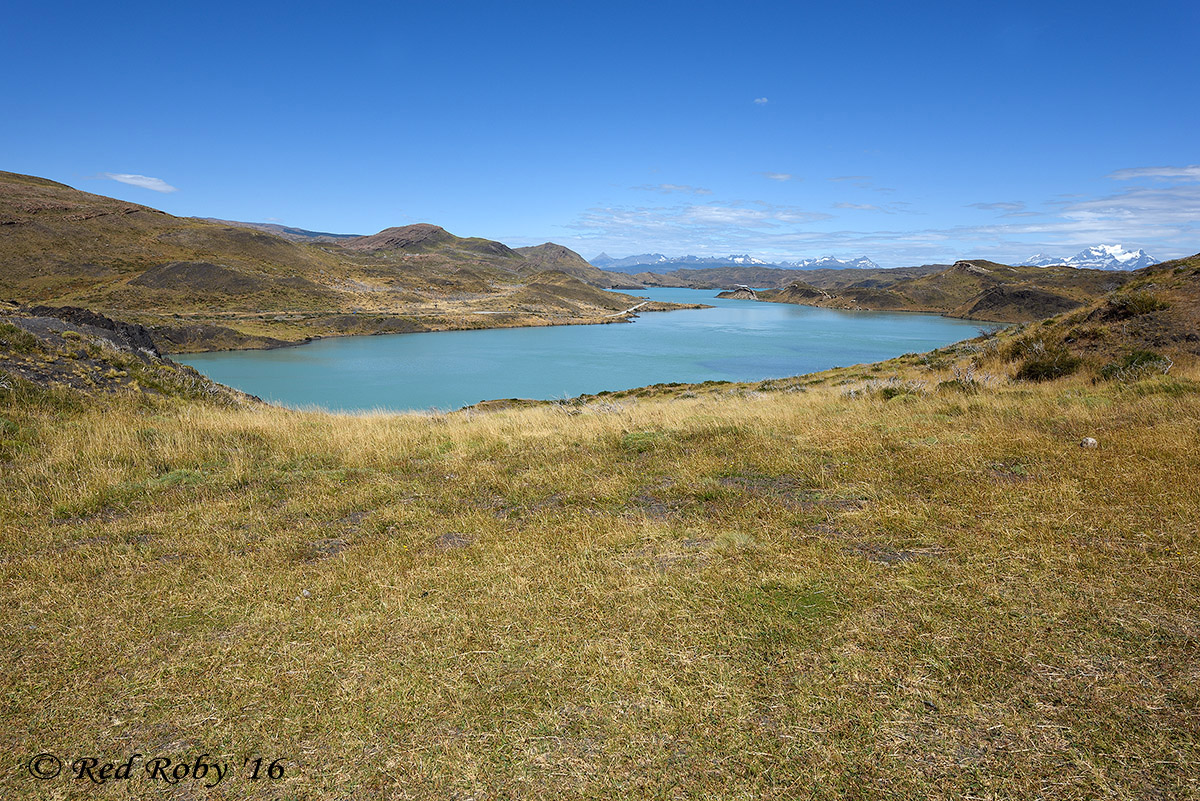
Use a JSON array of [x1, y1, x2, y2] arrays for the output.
[[179, 288, 982, 412]]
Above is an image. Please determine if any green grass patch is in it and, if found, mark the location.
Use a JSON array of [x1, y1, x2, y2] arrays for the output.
[[0, 321, 39, 353]]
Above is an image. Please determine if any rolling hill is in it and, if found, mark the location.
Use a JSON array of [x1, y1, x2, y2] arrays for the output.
[[758, 259, 1134, 322], [0, 171, 660, 352], [633, 263, 948, 290]]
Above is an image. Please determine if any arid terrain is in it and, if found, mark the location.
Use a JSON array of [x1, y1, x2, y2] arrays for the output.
[[1, 253, 1197, 799], [0, 171, 687, 353]]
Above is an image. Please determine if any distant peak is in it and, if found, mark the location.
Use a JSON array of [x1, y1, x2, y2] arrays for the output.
[[373, 223, 448, 237], [342, 223, 455, 251], [1019, 244, 1158, 271]]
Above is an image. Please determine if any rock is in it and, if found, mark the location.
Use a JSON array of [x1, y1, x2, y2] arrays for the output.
[[1080, 437, 1099, 449], [435, 531, 474, 551], [24, 304, 161, 356]]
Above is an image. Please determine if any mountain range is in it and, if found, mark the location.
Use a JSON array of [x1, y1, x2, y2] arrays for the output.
[[1018, 245, 1159, 271], [590, 253, 880, 273], [597, 246, 1161, 275]]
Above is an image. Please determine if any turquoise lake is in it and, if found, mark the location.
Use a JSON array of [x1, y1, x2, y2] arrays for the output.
[[178, 288, 984, 412]]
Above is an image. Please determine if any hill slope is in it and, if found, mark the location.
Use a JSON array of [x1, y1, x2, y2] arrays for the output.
[[0, 172, 661, 352], [634, 263, 948, 290], [515, 243, 643, 289], [965, 252, 1200, 382], [759, 260, 1133, 322]]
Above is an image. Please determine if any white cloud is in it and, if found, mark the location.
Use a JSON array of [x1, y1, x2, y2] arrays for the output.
[[968, 201, 1026, 212], [567, 200, 833, 256], [632, 183, 712, 196], [760, 172, 793, 182], [102, 173, 178, 193], [1061, 184, 1200, 227], [753, 97, 769, 105], [560, 169, 1200, 267], [1108, 165, 1200, 182]]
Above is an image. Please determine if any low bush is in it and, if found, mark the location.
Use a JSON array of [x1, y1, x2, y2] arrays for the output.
[[1109, 291, 1168, 317], [1099, 349, 1174, 381], [1014, 341, 1082, 382]]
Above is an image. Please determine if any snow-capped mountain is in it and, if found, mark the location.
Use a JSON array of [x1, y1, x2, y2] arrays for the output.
[[708, 254, 773, 266], [590, 253, 670, 270], [780, 256, 880, 270], [590, 253, 778, 273], [1019, 245, 1159, 271], [590, 252, 879, 273]]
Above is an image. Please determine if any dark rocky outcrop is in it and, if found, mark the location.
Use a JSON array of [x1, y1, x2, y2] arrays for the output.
[[24, 305, 161, 356], [716, 287, 758, 300]]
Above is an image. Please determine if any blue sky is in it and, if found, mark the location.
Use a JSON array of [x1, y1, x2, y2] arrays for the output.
[[4, 0, 1197, 267]]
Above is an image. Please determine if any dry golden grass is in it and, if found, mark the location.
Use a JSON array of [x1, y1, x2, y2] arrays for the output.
[[1, 365, 1198, 799]]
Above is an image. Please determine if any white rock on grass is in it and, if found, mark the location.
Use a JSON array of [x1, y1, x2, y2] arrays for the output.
[[1080, 437, 1099, 449]]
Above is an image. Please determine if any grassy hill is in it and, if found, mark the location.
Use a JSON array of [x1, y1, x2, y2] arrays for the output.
[[1, 258, 1197, 798], [0, 172, 655, 352], [516, 243, 643, 289], [758, 260, 1134, 322], [967, 253, 1200, 380], [199, 218, 362, 243], [635, 263, 948, 290]]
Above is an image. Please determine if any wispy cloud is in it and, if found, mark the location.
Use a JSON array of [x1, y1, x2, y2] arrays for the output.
[[753, 97, 769, 105], [1061, 183, 1200, 227], [968, 201, 1026, 212], [967, 200, 1043, 219], [569, 200, 833, 252], [828, 175, 877, 191], [102, 173, 178, 193], [760, 172, 793, 182], [561, 166, 1200, 267], [683, 202, 830, 227], [1108, 165, 1200, 182], [632, 183, 712, 196]]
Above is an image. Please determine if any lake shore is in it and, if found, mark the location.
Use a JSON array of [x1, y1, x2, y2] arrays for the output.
[[131, 299, 711, 355], [176, 289, 983, 412]]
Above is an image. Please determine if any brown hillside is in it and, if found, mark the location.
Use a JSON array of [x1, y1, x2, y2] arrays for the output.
[[342, 223, 465, 252], [515, 243, 643, 289], [1043, 253, 1200, 360], [0, 171, 675, 351], [759, 259, 1133, 322]]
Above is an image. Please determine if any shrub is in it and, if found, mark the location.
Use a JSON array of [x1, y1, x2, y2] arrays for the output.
[[937, 365, 993, 394], [858, 378, 927, 399], [1099, 349, 1173, 382], [1014, 341, 1082, 382], [1109, 291, 1168, 317], [975, 324, 1006, 339]]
